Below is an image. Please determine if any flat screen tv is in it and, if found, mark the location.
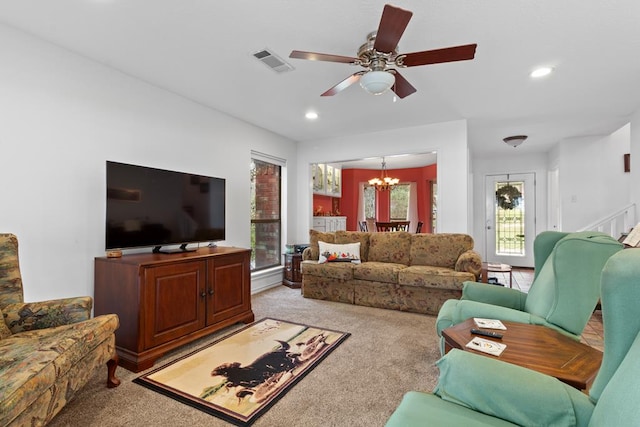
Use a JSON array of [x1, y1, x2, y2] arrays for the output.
[[106, 161, 225, 252]]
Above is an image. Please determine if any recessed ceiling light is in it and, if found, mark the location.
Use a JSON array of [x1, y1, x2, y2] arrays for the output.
[[305, 111, 318, 120], [530, 67, 553, 78]]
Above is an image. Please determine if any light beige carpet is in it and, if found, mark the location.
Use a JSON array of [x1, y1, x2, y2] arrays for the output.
[[48, 286, 441, 427]]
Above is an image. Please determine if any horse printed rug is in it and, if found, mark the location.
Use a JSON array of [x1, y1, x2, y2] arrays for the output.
[[134, 318, 350, 426]]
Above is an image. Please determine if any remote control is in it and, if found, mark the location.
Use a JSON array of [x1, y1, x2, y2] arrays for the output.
[[470, 328, 503, 339]]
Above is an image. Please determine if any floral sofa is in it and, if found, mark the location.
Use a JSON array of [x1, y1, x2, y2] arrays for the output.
[[0, 233, 120, 426], [301, 230, 482, 315]]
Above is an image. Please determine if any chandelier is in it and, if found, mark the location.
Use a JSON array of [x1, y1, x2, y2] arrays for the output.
[[368, 157, 399, 191]]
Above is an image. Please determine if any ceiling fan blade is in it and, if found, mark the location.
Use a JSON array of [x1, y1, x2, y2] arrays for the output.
[[321, 73, 364, 96], [392, 71, 417, 99], [373, 4, 413, 53], [399, 44, 477, 67], [290, 50, 359, 64]]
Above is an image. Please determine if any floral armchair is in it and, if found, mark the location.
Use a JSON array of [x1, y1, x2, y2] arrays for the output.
[[0, 233, 120, 426]]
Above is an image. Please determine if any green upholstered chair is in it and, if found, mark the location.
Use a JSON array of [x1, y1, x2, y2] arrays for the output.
[[436, 231, 622, 342], [386, 249, 640, 427]]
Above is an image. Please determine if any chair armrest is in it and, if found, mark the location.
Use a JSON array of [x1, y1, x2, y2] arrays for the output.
[[434, 349, 595, 427], [462, 281, 527, 310], [455, 250, 482, 279], [3, 296, 93, 333], [452, 300, 534, 325]]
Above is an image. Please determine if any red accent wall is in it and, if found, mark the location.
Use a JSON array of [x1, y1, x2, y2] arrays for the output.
[[339, 164, 437, 232]]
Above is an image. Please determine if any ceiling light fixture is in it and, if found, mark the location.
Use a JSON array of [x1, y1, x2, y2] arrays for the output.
[[368, 157, 400, 191], [305, 111, 318, 120], [359, 71, 395, 95], [530, 67, 553, 78], [503, 135, 528, 148]]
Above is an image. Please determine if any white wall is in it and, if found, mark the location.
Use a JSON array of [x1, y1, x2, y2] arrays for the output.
[[0, 24, 297, 301], [294, 120, 471, 243], [555, 126, 631, 231], [630, 112, 640, 213]]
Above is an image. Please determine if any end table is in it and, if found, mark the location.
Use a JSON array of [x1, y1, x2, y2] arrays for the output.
[[283, 253, 302, 288]]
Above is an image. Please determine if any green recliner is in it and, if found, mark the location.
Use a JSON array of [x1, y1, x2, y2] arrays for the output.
[[436, 231, 622, 342], [386, 248, 640, 427]]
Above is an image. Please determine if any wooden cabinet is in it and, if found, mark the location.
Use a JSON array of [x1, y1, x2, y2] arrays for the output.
[[312, 163, 341, 197], [283, 253, 302, 288], [312, 216, 347, 232], [94, 247, 254, 372]]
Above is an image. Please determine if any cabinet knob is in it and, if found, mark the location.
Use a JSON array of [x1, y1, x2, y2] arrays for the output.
[[208, 289, 215, 296], [200, 291, 206, 298]]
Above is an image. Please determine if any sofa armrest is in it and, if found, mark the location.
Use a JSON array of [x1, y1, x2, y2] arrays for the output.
[[434, 349, 595, 427], [461, 281, 527, 310], [3, 296, 93, 333], [302, 247, 314, 261], [455, 250, 482, 279]]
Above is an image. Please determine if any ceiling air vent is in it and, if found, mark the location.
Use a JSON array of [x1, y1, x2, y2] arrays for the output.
[[253, 49, 294, 73]]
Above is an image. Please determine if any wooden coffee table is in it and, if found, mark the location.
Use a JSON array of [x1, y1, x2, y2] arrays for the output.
[[442, 318, 602, 390]]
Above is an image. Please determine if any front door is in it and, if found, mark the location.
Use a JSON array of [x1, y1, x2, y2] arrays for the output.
[[485, 173, 536, 267]]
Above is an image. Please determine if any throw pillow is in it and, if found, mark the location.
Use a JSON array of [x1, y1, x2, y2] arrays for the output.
[[318, 241, 361, 264]]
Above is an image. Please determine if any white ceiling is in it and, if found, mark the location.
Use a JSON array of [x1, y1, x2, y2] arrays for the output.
[[1, 0, 639, 164]]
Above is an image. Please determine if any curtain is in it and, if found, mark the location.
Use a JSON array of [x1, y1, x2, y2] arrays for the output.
[[407, 182, 419, 232], [357, 182, 365, 222]]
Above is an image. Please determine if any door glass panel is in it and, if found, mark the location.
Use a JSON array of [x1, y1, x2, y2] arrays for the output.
[[495, 180, 525, 256]]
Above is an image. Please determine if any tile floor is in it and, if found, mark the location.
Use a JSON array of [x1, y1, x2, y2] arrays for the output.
[[488, 267, 604, 351]]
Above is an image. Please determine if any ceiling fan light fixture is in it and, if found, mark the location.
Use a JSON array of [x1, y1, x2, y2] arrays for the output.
[[503, 135, 528, 148], [359, 71, 395, 95]]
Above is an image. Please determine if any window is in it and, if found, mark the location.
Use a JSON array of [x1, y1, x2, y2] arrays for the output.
[[389, 184, 410, 220], [250, 157, 281, 271]]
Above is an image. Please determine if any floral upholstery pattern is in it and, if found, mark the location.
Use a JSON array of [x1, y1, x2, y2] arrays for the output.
[[369, 232, 412, 265], [0, 234, 24, 307], [335, 231, 371, 261], [353, 261, 407, 284], [301, 261, 354, 280], [308, 230, 336, 260], [353, 280, 462, 315], [398, 266, 476, 289], [0, 307, 11, 339], [302, 230, 482, 315], [409, 233, 475, 268], [0, 233, 120, 426], [301, 274, 354, 304]]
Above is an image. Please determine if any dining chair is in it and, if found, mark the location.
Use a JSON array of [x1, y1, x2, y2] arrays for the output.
[[415, 221, 423, 233], [358, 221, 368, 232], [375, 222, 395, 232], [395, 221, 410, 231]]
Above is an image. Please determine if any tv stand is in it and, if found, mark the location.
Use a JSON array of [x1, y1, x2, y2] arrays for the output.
[[152, 243, 196, 254], [94, 246, 254, 372]]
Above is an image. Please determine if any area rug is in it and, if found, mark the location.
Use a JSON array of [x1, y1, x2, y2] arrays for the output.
[[134, 318, 350, 426]]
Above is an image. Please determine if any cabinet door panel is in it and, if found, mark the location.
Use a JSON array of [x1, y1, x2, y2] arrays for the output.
[[144, 261, 206, 348], [207, 253, 250, 324]]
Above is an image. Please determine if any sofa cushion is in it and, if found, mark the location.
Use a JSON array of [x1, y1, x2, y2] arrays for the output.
[[353, 261, 407, 284], [0, 314, 118, 426], [369, 232, 411, 265], [308, 230, 336, 260], [410, 234, 474, 268], [0, 307, 11, 339], [335, 231, 371, 262], [301, 260, 354, 280], [398, 265, 476, 290], [318, 241, 361, 264]]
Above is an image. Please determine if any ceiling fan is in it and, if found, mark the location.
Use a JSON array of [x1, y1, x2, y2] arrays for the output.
[[289, 4, 477, 99]]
